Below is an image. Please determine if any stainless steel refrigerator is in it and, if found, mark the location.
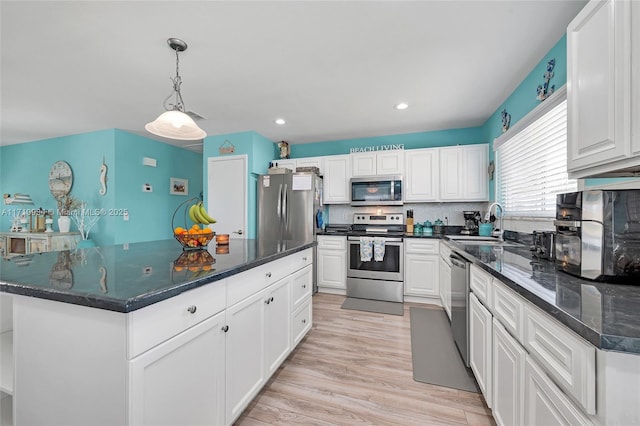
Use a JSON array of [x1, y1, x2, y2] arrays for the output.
[[258, 171, 323, 292]]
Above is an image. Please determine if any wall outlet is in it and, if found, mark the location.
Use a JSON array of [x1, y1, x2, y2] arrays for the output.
[[143, 183, 152, 192], [123, 212, 129, 221]]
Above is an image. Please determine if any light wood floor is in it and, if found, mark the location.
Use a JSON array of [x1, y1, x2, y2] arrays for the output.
[[235, 293, 495, 426]]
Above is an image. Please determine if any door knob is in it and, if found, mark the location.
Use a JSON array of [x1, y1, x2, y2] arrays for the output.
[[233, 229, 243, 235]]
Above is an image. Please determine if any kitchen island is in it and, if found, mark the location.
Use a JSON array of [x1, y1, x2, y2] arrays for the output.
[[0, 238, 315, 426]]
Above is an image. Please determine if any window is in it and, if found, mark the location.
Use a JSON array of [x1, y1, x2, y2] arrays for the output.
[[495, 88, 577, 217]]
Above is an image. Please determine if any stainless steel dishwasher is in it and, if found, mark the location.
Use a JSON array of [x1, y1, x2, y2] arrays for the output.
[[450, 252, 470, 367]]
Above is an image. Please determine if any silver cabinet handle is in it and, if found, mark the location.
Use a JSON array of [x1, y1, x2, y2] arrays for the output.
[[266, 272, 272, 278], [187, 305, 197, 314], [221, 325, 229, 332], [302, 284, 306, 289], [302, 257, 307, 261], [302, 319, 306, 324]]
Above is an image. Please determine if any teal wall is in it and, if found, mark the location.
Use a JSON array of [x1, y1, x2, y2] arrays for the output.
[[113, 130, 203, 244], [0, 130, 202, 246], [292, 127, 484, 158], [481, 34, 569, 200]]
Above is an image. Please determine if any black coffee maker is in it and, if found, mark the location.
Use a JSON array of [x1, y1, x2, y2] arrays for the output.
[[461, 211, 481, 235]]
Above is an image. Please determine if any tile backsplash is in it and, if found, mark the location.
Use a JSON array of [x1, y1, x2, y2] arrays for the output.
[[326, 202, 488, 226]]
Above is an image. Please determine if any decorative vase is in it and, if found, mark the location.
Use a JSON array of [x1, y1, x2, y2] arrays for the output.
[[58, 215, 71, 233], [77, 239, 96, 248]]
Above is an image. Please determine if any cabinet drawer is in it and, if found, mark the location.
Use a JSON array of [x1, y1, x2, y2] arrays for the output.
[[492, 280, 524, 341], [227, 256, 290, 306], [287, 248, 313, 273], [524, 356, 593, 425], [470, 265, 493, 308], [405, 239, 439, 254], [317, 235, 346, 250], [128, 281, 226, 358], [291, 265, 313, 311], [523, 304, 596, 415], [291, 298, 312, 346], [439, 241, 452, 262]]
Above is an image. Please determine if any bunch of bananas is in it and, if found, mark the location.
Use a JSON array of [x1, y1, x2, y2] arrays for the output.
[[188, 201, 217, 225]]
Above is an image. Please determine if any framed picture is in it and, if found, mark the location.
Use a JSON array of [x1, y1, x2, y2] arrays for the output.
[[170, 177, 188, 195]]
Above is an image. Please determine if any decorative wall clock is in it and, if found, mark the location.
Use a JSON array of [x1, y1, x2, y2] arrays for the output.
[[49, 161, 73, 197]]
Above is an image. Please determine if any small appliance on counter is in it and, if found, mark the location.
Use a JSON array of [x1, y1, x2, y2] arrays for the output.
[[532, 230, 556, 260], [460, 211, 481, 235], [555, 189, 640, 282]]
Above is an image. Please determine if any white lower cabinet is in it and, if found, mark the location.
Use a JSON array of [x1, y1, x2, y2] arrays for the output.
[[404, 239, 440, 299], [317, 236, 347, 290], [469, 292, 492, 408], [492, 318, 525, 426], [524, 355, 593, 426], [129, 311, 226, 426], [226, 276, 291, 424]]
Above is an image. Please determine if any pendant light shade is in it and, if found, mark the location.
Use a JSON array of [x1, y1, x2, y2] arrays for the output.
[[145, 38, 207, 141], [145, 110, 206, 140]]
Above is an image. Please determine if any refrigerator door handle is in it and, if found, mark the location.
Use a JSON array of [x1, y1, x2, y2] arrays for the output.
[[277, 184, 283, 220], [283, 184, 289, 232]]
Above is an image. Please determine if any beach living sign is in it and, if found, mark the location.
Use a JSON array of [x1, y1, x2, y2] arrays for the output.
[[349, 144, 405, 153]]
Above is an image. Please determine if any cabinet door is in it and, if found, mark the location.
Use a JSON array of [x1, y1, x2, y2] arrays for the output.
[[469, 293, 493, 408], [29, 237, 48, 254], [376, 151, 404, 175], [351, 152, 377, 177], [275, 159, 297, 171], [439, 147, 462, 200], [439, 256, 451, 319], [524, 356, 593, 426], [129, 311, 226, 426], [296, 156, 324, 175], [492, 319, 526, 426], [323, 155, 351, 204], [264, 278, 291, 378], [462, 144, 488, 200], [317, 249, 346, 289], [567, 0, 631, 172], [225, 290, 266, 424], [404, 148, 439, 202], [404, 253, 440, 298]]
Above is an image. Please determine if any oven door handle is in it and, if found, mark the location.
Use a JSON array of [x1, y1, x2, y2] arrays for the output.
[[347, 237, 403, 243], [554, 220, 581, 228]]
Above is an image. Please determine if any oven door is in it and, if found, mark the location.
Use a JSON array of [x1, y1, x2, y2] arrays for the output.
[[347, 237, 403, 281]]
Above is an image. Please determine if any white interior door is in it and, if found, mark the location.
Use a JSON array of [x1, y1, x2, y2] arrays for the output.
[[207, 155, 247, 239]]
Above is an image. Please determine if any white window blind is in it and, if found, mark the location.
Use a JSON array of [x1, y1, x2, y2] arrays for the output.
[[496, 98, 577, 217]]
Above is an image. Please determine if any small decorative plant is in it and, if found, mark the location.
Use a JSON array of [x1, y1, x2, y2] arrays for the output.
[[69, 201, 101, 241], [55, 194, 80, 216]]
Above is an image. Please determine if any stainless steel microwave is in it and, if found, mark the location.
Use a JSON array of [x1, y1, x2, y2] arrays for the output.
[[350, 176, 403, 206]]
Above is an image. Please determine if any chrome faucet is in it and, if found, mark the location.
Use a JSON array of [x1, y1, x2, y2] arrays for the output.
[[485, 202, 505, 240]]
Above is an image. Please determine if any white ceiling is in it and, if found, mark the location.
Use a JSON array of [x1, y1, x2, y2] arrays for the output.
[[0, 1, 587, 152]]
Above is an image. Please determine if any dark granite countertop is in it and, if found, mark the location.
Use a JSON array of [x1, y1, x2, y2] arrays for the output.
[[446, 239, 640, 355], [0, 239, 315, 313]]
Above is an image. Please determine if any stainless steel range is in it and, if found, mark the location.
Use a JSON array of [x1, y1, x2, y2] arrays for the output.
[[346, 213, 404, 303]]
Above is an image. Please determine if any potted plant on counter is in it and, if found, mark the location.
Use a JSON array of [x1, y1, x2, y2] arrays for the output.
[[70, 200, 101, 247]]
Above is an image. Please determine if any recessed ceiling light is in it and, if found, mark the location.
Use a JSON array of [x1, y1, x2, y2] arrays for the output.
[[394, 103, 409, 110], [275, 118, 286, 125]]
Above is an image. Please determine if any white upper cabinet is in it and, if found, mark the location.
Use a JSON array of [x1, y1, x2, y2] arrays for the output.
[[439, 144, 489, 202], [351, 150, 404, 177], [323, 155, 351, 204], [404, 148, 439, 202], [567, 0, 638, 177], [296, 157, 324, 175]]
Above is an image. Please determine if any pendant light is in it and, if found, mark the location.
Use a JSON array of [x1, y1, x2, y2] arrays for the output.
[[145, 38, 207, 141]]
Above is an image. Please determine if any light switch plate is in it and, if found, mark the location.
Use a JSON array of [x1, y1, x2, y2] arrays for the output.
[[143, 183, 152, 192]]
